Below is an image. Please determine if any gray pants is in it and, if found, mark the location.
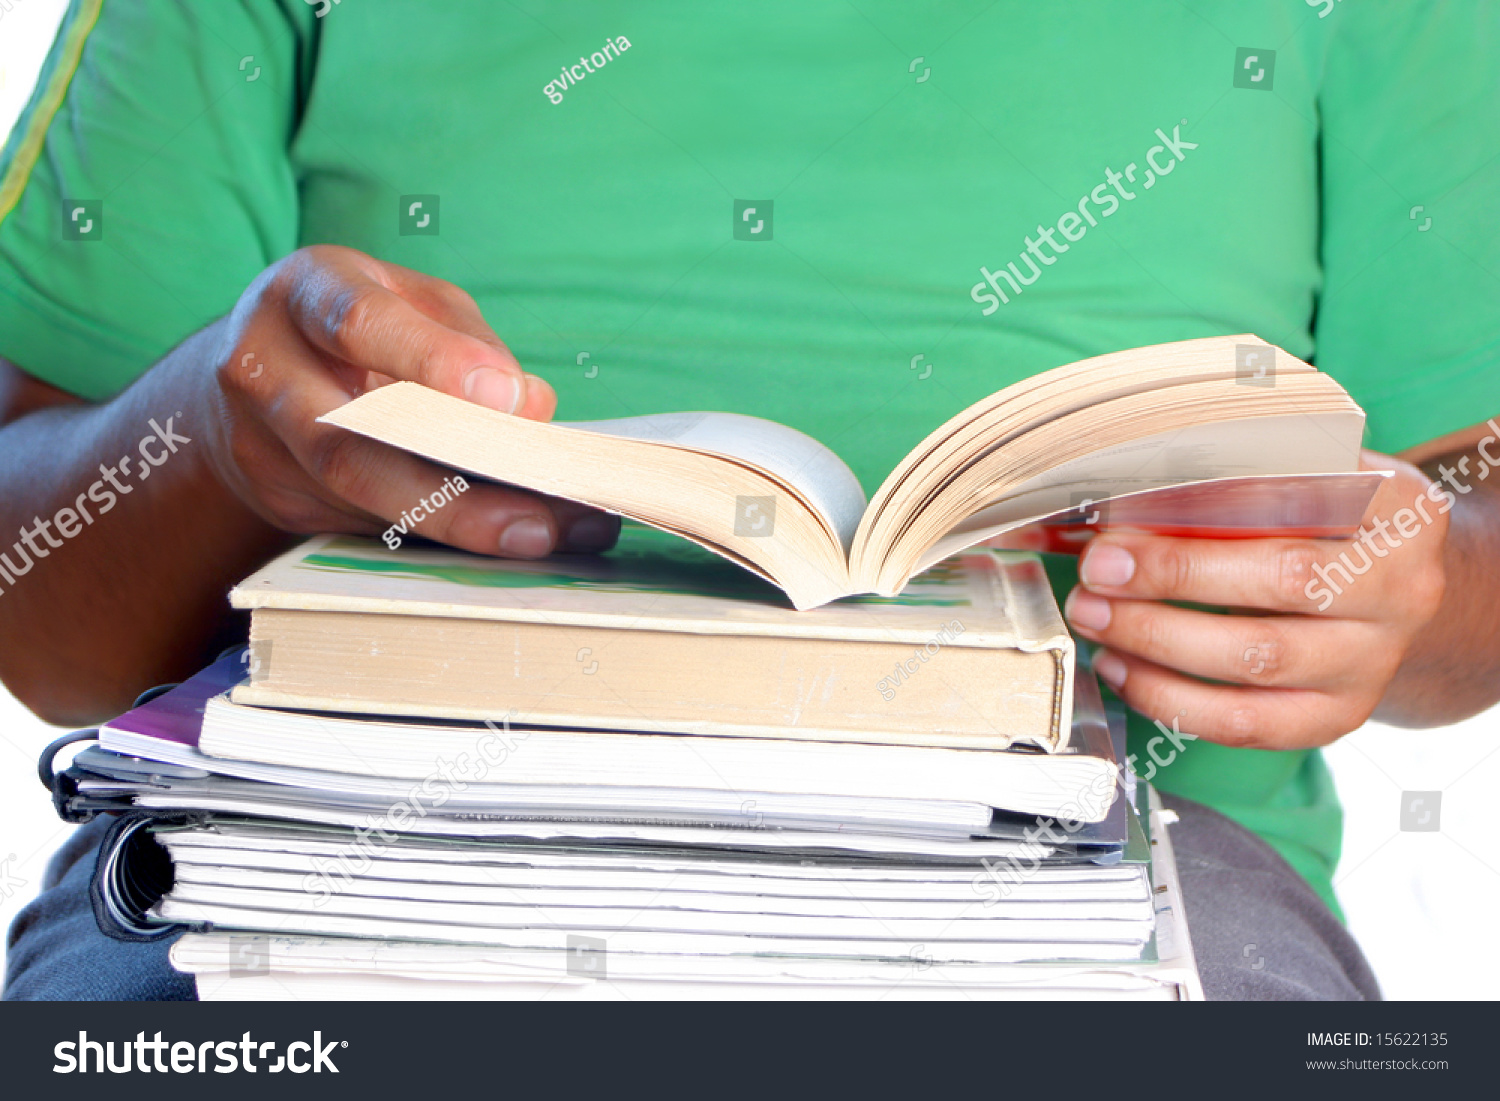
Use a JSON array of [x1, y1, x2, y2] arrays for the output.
[[1163, 793, 1380, 1000], [7, 796, 1380, 1000]]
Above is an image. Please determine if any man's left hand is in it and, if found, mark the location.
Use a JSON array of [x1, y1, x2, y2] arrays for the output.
[[1064, 452, 1448, 748]]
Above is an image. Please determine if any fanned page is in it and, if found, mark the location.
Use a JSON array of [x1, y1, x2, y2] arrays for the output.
[[563, 412, 867, 550], [321, 386, 858, 608], [847, 335, 1370, 595], [321, 335, 1374, 609], [900, 407, 1369, 579]]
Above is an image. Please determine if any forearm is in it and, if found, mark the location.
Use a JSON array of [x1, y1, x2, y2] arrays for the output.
[[0, 326, 291, 725], [1375, 452, 1500, 727], [0, 246, 617, 726]]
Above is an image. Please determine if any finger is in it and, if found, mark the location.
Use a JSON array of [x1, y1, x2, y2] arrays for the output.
[[241, 417, 614, 554], [215, 347, 396, 533], [549, 498, 622, 553], [329, 447, 618, 556], [241, 325, 606, 553], [211, 413, 391, 537], [381, 263, 507, 346], [518, 372, 558, 422], [305, 431, 567, 558], [1089, 648, 1376, 750], [360, 365, 556, 421], [249, 347, 566, 556], [1064, 589, 1389, 689], [376, 265, 560, 421], [282, 259, 533, 413], [1076, 532, 1399, 616]]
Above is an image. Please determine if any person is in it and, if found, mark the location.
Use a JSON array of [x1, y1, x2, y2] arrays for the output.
[[2, 2, 1496, 1000]]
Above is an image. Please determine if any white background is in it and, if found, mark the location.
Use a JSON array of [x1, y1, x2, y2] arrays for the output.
[[1, 1, 1497, 999]]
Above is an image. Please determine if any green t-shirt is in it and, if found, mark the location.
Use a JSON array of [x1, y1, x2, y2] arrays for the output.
[[4, 1, 1499, 915]]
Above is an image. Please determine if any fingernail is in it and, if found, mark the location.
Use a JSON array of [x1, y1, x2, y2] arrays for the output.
[[562, 513, 621, 552], [1093, 650, 1128, 690], [498, 517, 552, 557], [1065, 589, 1112, 631], [463, 367, 522, 414], [1082, 544, 1135, 588]]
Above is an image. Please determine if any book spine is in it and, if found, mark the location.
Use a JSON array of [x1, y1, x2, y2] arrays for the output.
[[990, 553, 1074, 752]]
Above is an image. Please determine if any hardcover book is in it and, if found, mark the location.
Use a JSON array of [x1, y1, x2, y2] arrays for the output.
[[229, 526, 1076, 751]]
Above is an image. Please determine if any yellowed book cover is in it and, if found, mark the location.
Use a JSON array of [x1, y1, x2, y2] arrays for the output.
[[230, 525, 1074, 751]]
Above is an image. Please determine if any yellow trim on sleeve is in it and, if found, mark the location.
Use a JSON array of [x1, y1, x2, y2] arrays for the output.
[[0, 0, 106, 226]]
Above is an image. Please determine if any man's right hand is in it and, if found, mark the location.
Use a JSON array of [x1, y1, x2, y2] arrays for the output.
[[202, 244, 619, 558]]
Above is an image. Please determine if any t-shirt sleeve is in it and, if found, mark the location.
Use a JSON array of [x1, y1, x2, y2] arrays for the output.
[[0, 0, 310, 400], [1313, 2, 1500, 455]]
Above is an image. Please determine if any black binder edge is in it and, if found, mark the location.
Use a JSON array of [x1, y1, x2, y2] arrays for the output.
[[88, 812, 203, 942]]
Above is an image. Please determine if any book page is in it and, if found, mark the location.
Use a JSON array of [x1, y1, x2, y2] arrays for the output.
[[564, 412, 867, 551], [319, 384, 855, 607], [909, 412, 1367, 574]]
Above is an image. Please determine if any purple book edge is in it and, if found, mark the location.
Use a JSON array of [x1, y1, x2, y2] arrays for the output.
[[100, 651, 246, 748]]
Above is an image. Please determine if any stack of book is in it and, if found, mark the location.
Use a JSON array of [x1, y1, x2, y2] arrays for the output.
[[53, 530, 1196, 999], [47, 336, 1386, 999]]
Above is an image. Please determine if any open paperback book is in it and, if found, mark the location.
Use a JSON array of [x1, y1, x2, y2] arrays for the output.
[[323, 335, 1384, 610]]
